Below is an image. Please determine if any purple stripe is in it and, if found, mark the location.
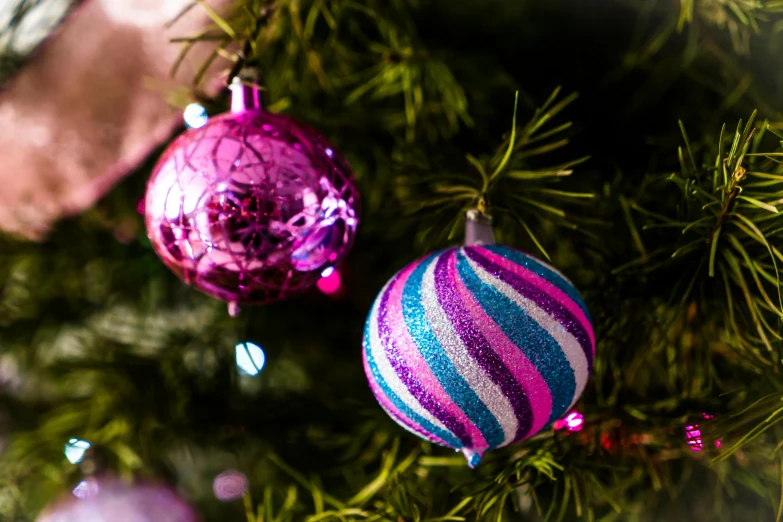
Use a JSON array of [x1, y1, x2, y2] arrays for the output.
[[377, 264, 473, 447], [465, 247, 593, 371], [363, 348, 444, 444], [434, 251, 533, 441]]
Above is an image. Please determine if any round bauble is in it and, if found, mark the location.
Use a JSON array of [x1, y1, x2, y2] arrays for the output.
[[362, 244, 595, 467], [36, 477, 197, 522], [144, 89, 359, 310]]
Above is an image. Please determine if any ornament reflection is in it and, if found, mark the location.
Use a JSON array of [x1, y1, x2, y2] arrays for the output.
[[73, 479, 100, 499]]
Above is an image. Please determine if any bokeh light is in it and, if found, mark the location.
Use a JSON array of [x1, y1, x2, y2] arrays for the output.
[[213, 470, 249, 501], [64, 438, 91, 464], [317, 267, 342, 295], [235, 342, 265, 376], [183, 103, 209, 129]]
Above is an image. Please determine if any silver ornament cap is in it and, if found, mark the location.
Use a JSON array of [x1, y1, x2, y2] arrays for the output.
[[464, 209, 495, 246]]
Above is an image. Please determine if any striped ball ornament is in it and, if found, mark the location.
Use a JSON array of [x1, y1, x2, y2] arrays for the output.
[[362, 244, 595, 467]]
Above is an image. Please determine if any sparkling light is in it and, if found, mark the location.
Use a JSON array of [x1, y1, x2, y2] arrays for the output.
[[553, 410, 584, 432], [183, 103, 209, 129], [685, 425, 703, 451], [685, 414, 722, 451], [235, 342, 266, 376], [320, 266, 335, 278], [73, 478, 100, 499], [317, 268, 342, 295], [64, 438, 91, 464], [564, 411, 584, 432], [213, 470, 249, 501]]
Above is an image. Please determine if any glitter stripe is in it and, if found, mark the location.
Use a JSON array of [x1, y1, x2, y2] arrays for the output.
[[364, 280, 461, 447], [471, 247, 594, 367], [435, 251, 533, 443], [384, 263, 489, 452], [378, 262, 477, 448], [367, 277, 457, 440], [477, 247, 595, 353], [464, 252, 587, 417], [458, 253, 577, 423], [487, 245, 591, 319], [362, 338, 447, 445], [402, 255, 506, 448], [450, 253, 554, 439], [467, 248, 592, 372], [421, 256, 515, 444]]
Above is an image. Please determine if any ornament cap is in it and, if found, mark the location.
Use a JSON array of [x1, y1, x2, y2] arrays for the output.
[[464, 209, 495, 246], [229, 76, 262, 114], [461, 447, 484, 468]]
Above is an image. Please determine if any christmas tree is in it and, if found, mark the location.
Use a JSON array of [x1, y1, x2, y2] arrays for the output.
[[2, 0, 783, 520]]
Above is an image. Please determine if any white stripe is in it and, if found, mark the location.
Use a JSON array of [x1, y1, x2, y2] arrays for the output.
[[465, 255, 589, 409], [420, 256, 517, 445], [506, 247, 574, 285], [531, 256, 572, 284], [366, 280, 451, 435], [362, 333, 441, 443]]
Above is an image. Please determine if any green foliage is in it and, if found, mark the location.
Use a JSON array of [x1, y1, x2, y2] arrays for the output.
[[399, 88, 591, 259], [619, 113, 783, 367], [678, 0, 775, 53], [6, 0, 783, 521], [172, 0, 472, 141]]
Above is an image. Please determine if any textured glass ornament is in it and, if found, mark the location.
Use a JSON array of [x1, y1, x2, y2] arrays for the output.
[[36, 478, 197, 522], [362, 214, 594, 467], [145, 79, 359, 314]]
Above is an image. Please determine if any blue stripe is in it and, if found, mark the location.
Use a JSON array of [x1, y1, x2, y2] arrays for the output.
[[456, 251, 576, 423], [363, 292, 463, 449], [401, 251, 505, 449], [485, 245, 591, 320]]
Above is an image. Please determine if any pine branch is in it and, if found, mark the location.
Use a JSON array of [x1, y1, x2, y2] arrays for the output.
[[400, 89, 593, 257], [619, 113, 783, 368], [172, 0, 470, 141]]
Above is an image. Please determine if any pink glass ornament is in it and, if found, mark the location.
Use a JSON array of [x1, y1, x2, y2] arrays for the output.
[[36, 478, 197, 522], [144, 78, 359, 312]]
